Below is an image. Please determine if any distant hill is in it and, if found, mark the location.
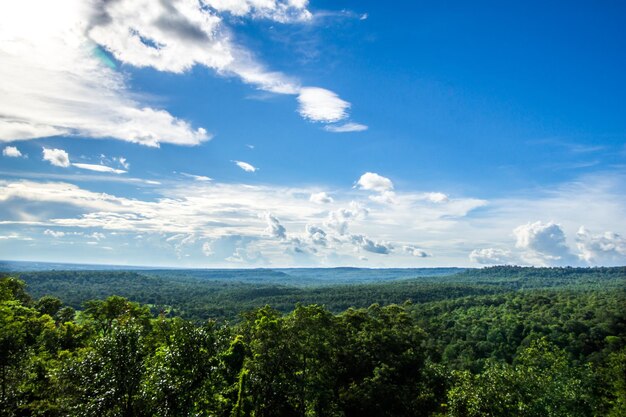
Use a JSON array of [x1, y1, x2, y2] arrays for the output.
[[3, 265, 623, 322]]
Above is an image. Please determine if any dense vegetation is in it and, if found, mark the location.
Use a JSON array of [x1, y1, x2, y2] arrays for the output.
[[0, 266, 625, 416], [13, 266, 626, 322]]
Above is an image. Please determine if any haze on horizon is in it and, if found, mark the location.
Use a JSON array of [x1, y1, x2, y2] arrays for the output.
[[1, 0, 625, 268]]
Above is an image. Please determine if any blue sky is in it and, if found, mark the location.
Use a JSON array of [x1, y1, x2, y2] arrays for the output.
[[1, 0, 625, 267]]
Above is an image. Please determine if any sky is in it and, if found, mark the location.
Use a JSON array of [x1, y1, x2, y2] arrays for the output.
[[1, 0, 625, 268]]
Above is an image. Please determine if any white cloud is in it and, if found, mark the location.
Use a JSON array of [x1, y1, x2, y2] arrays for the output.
[[5, 171, 623, 267], [204, 0, 312, 22], [226, 245, 266, 264], [403, 245, 430, 258], [73, 163, 127, 174], [470, 219, 626, 267], [180, 172, 212, 181], [350, 234, 392, 254], [0, 234, 33, 241], [0, 0, 209, 146], [265, 213, 287, 239], [0, 0, 360, 144], [514, 221, 578, 265], [3, 146, 23, 158], [324, 122, 368, 133], [469, 248, 515, 265], [357, 172, 393, 192], [297, 87, 350, 123], [42, 147, 70, 168], [309, 191, 334, 204], [202, 241, 214, 256], [234, 160, 258, 172], [369, 190, 396, 205], [44, 229, 65, 238], [576, 226, 626, 265], [326, 204, 368, 235], [424, 192, 449, 203], [90, 232, 106, 240], [116, 157, 130, 170], [306, 225, 327, 246]]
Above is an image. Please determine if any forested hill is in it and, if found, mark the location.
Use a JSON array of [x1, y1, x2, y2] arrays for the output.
[[1, 267, 625, 416], [5, 266, 625, 322]]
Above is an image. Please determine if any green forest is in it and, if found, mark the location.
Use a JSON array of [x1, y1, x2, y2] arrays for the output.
[[1, 266, 625, 416]]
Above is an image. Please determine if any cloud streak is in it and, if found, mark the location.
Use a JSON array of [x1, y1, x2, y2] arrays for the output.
[[324, 122, 368, 133], [73, 163, 127, 174], [233, 160, 258, 172]]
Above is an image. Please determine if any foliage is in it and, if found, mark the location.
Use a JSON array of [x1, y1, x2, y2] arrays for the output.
[[0, 267, 624, 416]]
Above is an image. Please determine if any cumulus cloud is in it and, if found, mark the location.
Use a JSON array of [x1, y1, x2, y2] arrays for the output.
[[514, 221, 578, 265], [469, 248, 515, 264], [324, 122, 368, 133], [306, 225, 327, 246], [297, 87, 350, 123], [233, 160, 258, 172], [403, 245, 430, 258], [265, 213, 287, 239], [73, 163, 127, 174], [350, 234, 392, 254], [326, 204, 368, 235], [309, 191, 333, 204], [3, 146, 23, 158], [576, 227, 626, 265], [357, 172, 393, 193], [42, 148, 70, 168]]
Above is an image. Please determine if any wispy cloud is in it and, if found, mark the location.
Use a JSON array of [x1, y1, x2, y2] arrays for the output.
[[233, 160, 258, 172], [0, 0, 364, 144], [72, 163, 127, 175], [324, 122, 368, 133], [180, 172, 212, 181], [0, 0, 209, 146], [3, 171, 623, 266]]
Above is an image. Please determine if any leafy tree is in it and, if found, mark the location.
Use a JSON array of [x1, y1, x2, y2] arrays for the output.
[[0, 278, 50, 416], [143, 318, 223, 417], [83, 295, 151, 333], [336, 304, 434, 417], [58, 322, 147, 417], [446, 338, 594, 416]]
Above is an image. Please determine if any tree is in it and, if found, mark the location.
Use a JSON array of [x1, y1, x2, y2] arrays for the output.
[[59, 321, 147, 417], [143, 318, 223, 417], [446, 338, 594, 417]]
